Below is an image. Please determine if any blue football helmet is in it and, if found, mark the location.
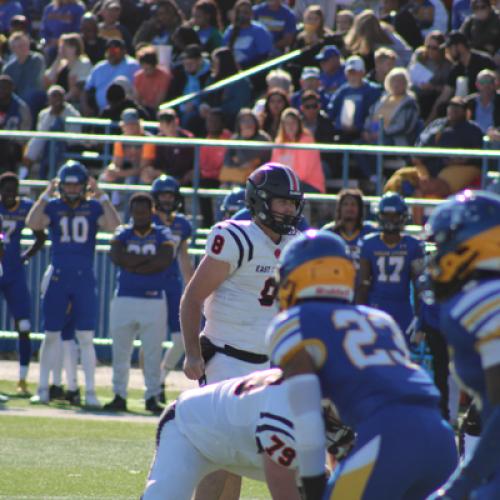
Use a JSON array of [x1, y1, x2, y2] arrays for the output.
[[425, 189, 500, 299], [151, 175, 181, 213], [377, 192, 408, 233], [57, 160, 88, 201], [246, 163, 304, 235], [276, 229, 355, 310], [220, 187, 246, 220]]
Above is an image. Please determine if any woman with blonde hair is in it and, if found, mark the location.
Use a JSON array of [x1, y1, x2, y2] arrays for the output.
[[271, 107, 325, 193], [44, 33, 92, 107], [344, 9, 412, 69]]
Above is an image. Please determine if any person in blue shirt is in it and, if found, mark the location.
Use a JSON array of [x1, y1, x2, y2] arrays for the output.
[[26, 161, 121, 407], [425, 190, 500, 500], [327, 55, 382, 142], [222, 0, 273, 69], [83, 38, 140, 114], [252, 0, 297, 55], [357, 192, 424, 337], [0, 0, 23, 34], [104, 192, 174, 415], [150, 175, 193, 403], [0, 172, 45, 396], [322, 188, 376, 268], [315, 45, 346, 99], [266, 230, 457, 500]]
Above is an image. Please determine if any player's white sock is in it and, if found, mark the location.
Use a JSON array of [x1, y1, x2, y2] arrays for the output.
[[51, 334, 63, 386], [63, 340, 79, 391], [76, 330, 96, 392], [19, 364, 28, 380], [39, 332, 61, 390], [160, 332, 184, 381]]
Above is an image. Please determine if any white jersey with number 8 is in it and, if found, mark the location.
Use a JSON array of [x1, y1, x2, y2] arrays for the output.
[[203, 220, 298, 355]]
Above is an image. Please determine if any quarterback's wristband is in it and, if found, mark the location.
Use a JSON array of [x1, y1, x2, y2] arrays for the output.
[[98, 193, 110, 203]]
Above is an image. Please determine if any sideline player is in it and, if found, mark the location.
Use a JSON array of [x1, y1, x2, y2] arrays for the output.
[[0, 172, 46, 395], [218, 186, 246, 220], [27, 161, 121, 406], [142, 369, 301, 500], [426, 190, 500, 499], [150, 175, 193, 402], [322, 188, 375, 267], [356, 192, 424, 336], [104, 193, 174, 414], [267, 230, 457, 500]]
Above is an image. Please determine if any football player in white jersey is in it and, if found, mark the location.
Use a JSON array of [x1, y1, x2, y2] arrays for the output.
[[181, 162, 304, 384], [142, 369, 301, 500]]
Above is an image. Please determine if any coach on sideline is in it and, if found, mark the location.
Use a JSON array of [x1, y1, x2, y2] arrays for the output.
[[103, 193, 174, 415]]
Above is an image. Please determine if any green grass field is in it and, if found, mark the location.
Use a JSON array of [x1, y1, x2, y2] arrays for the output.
[[0, 380, 270, 499]]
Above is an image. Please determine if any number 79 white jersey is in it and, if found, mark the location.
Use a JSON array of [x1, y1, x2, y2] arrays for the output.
[[175, 369, 297, 471], [203, 220, 298, 355]]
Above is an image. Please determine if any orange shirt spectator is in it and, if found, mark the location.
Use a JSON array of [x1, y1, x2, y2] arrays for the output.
[[134, 46, 172, 112], [271, 107, 325, 193]]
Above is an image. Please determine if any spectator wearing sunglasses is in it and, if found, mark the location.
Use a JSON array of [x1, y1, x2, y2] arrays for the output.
[[464, 69, 500, 133]]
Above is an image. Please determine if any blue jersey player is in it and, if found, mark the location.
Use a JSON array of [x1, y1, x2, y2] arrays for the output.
[[266, 230, 457, 500], [322, 188, 376, 267], [426, 190, 500, 500], [26, 161, 121, 406], [151, 175, 193, 402], [0, 172, 46, 396], [357, 192, 424, 336]]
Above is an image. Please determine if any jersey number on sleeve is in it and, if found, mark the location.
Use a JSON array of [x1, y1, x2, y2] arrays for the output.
[[2, 219, 17, 244], [376, 255, 404, 283], [264, 435, 296, 467], [59, 216, 89, 243], [211, 234, 225, 255], [333, 309, 410, 369]]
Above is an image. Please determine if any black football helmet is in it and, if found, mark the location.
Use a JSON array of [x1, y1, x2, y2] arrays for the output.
[[246, 163, 304, 235]]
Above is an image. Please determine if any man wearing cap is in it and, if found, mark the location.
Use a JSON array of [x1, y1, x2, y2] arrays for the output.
[[315, 45, 346, 97], [385, 96, 484, 198], [166, 44, 211, 136], [427, 30, 495, 123], [291, 66, 329, 110], [83, 38, 139, 115], [464, 69, 500, 134], [100, 108, 156, 186], [327, 55, 382, 142]]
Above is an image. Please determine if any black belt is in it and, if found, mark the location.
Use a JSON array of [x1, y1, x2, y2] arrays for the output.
[[200, 335, 268, 364]]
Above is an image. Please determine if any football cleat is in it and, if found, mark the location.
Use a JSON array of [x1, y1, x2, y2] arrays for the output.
[[49, 384, 65, 401], [16, 379, 31, 397], [145, 396, 164, 415], [30, 388, 49, 404], [65, 389, 81, 406], [84, 391, 101, 409], [103, 395, 127, 412]]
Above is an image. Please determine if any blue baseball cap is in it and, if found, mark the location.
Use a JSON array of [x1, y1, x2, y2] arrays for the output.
[[315, 45, 341, 61]]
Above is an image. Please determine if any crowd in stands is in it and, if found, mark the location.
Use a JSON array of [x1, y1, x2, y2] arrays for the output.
[[0, 0, 498, 224]]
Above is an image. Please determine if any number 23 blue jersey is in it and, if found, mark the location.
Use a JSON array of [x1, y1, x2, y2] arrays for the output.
[[267, 301, 439, 429]]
